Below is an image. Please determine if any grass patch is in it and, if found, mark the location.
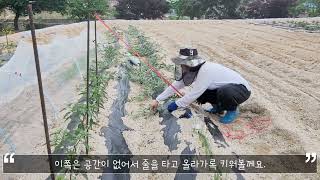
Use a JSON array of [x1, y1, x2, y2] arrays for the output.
[[0, 42, 16, 53], [287, 20, 320, 31]]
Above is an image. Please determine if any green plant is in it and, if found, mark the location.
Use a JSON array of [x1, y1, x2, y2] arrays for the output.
[[51, 32, 120, 178], [213, 173, 223, 180], [0, 0, 64, 31], [287, 20, 320, 31], [132, 106, 154, 119], [0, 41, 14, 51], [290, 0, 320, 17], [115, 0, 169, 19], [102, 45, 119, 68], [1, 25, 13, 46], [62, 0, 109, 21], [52, 124, 89, 154], [0, 26, 16, 54], [197, 130, 212, 155], [194, 130, 224, 180], [126, 25, 167, 99], [52, 65, 110, 179]]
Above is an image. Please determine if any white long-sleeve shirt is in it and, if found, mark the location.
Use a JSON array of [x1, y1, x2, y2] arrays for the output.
[[156, 62, 251, 108]]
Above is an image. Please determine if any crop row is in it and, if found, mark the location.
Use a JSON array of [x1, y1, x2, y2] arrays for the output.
[[52, 32, 120, 179], [125, 25, 173, 100]]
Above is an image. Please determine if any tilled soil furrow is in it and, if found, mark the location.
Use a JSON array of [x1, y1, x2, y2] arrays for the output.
[[215, 22, 320, 53], [179, 23, 320, 73], [137, 24, 320, 155], [223, 20, 320, 43], [143, 25, 320, 102]]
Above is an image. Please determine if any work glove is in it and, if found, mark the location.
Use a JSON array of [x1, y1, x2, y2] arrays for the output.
[[179, 109, 193, 119], [167, 101, 178, 113]]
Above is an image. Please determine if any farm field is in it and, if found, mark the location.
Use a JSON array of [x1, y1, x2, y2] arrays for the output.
[[0, 18, 319, 180]]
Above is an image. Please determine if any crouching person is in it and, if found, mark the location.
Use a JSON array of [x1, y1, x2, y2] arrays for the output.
[[151, 48, 251, 124]]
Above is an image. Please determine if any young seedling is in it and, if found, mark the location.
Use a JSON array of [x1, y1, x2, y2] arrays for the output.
[[196, 130, 212, 155]]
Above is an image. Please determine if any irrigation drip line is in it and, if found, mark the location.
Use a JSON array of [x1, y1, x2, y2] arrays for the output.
[[95, 14, 183, 98], [27, 3, 55, 180]]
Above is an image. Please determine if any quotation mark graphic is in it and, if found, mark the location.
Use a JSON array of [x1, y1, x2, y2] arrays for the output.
[[305, 153, 317, 163], [3, 153, 15, 163]]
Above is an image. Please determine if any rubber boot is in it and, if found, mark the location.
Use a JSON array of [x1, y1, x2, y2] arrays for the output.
[[220, 110, 239, 124], [205, 105, 224, 115]]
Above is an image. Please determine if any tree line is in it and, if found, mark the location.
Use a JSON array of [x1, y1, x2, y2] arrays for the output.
[[0, 0, 109, 31], [170, 0, 320, 19], [0, 0, 319, 31]]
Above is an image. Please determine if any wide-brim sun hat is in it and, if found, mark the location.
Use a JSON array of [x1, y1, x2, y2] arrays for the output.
[[171, 48, 206, 67], [173, 48, 206, 85]]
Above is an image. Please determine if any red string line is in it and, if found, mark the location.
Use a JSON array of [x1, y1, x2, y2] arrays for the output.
[[95, 14, 183, 98]]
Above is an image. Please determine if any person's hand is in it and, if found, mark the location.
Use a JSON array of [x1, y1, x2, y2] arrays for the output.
[[151, 100, 159, 111], [167, 101, 178, 113]]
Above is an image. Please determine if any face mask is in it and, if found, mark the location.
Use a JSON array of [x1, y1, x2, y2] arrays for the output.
[[174, 63, 204, 86], [182, 70, 198, 86]]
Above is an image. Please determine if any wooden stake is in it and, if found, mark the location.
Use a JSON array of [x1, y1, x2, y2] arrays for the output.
[[28, 3, 55, 180]]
